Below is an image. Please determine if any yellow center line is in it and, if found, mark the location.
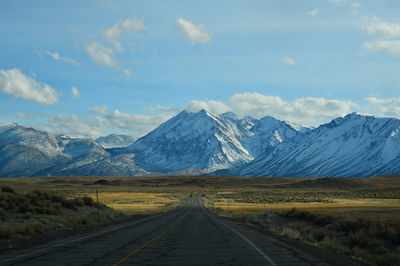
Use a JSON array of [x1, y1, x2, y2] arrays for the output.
[[113, 212, 188, 266]]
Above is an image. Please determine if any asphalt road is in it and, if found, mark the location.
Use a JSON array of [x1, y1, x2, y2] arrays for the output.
[[0, 196, 362, 266]]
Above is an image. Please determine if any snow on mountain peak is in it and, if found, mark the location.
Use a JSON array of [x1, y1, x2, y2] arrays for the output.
[[391, 128, 400, 137], [121, 109, 254, 172], [96, 134, 136, 148], [234, 114, 400, 177], [220, 112, 240, 121], [2, 110, 399, 178]]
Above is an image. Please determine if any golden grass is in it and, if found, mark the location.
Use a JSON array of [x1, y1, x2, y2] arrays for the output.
[[1, 175, 400, 219], [213, 198, 400, 219], [84, 192, 180, 215]]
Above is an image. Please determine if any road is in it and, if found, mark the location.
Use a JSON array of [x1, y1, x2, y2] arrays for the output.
[[0, 196, 362, 266]]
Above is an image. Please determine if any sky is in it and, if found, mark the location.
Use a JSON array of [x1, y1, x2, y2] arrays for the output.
[[1, 0, 400, 138]]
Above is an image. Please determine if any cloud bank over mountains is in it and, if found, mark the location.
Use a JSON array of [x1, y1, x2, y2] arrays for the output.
[[25, 92, 400, 139]]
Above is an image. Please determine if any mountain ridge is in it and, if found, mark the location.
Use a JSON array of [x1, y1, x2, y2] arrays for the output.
[[117, 109, 303, 173], [231, 112, 400, 177], [0, 111, 399, 178]]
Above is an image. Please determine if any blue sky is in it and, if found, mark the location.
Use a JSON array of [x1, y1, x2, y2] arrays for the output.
[[1, 0, 400, 137]]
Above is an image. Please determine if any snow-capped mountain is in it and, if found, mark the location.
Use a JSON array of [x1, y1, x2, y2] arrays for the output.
[[0, 123, 69, 177], [118, 110, 304, 173], [96, 134, 136, 148], [1, 111, 398, 178], [0, 124, 146, 177], [233, 113, 400, 177], [51, 154, 150, 177], [241, 115, 302, 158], [0, 110, 308, 177], [120, 110, 253, 172]]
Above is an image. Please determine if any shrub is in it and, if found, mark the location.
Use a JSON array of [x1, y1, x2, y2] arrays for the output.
[[0, 207, 6, 220], [19, 201, 34, 213], [83, 196, 95, 206], [39, 218, 49, 225], [1, 186, 15, 194], [24, 224, 35, 235], [320, 237, 351, 255], [245, 214, 261, 225], [0, 227, 14, 239], [24, 224, 43, 235], [282, 228, 300, 239], [0, 192, 17, 211], [23, 212, 32, 219], [62, 200, 78, 210]]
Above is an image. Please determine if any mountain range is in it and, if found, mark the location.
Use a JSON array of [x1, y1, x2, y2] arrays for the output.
[[96, 134, 136, 148], [0, 110, 399, 178]]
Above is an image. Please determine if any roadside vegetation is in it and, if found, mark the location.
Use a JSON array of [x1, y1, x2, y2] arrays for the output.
[[0, 186, 127, 245], [212, 208, 400, 266], [206, 180, 400, 266]]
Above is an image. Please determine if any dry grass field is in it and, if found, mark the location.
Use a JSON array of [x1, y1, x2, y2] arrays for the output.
[[1, 175, 400, 218], [83, 192, 180, 214], [1, 175, 399, 264], [201, 175, 400, 220]]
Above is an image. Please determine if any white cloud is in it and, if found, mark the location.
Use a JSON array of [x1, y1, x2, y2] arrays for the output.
[[330, 0, 359, 8], [44, 114, 106, 138], [330, 0, 347, 6], [227, 93, 358, 126], [184, 99, 231, 114], [366, 97, 400, 117], [363, 17, 400, 40], [71, 87, 80, 99], [42, 108, 176, 138], [104, 109, 173, 133], [85, 42, 118, 68], [85, 42, 131, 76], [361, 17, 400, 55], [308, 8, 320, 16], [85, 18, 145, 76], [16, 112, 34, 120], [228, 93, 291, 119], [45, 51, 80, 65], [363, 40, 400, 55], [89, 105, 108, 115], [350, 2, 360, 8], [291, 97, 358, 121], [102, 17, 147, 53], [176, 18, 211, 44], [143, 105, 178, 115], [34, 94, 400, 139], [122, 69, 131, 77], [183, 93, 359, 126], [0, 68, 59, 105], [282, 56, 296, 65], [103, 17, 146, 40]]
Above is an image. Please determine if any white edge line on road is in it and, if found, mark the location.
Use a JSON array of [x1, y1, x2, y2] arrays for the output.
[[215, 218, 277, 266], [0, 210, 169, 264]]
